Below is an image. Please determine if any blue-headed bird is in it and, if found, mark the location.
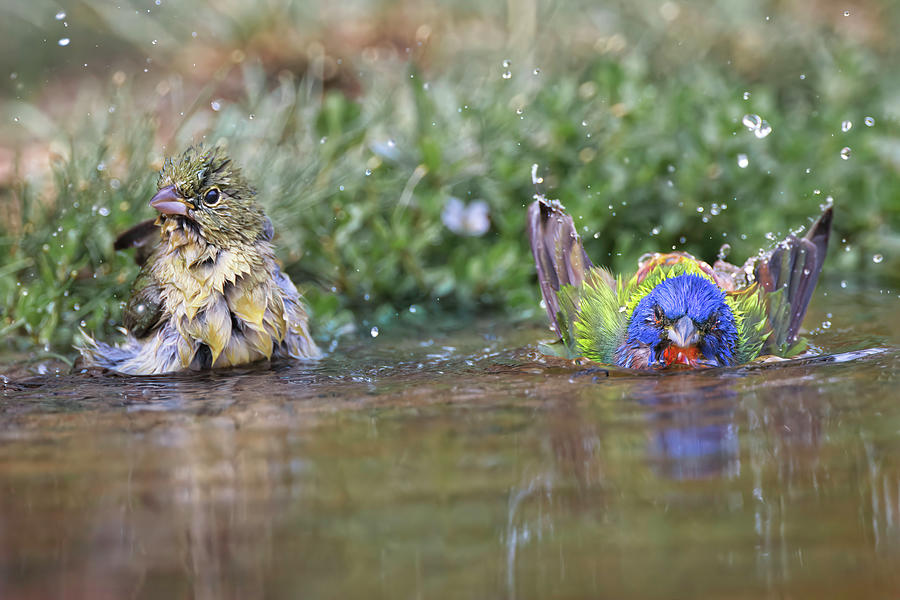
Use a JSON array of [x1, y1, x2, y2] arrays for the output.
[[78, 146, 320, 374], [528, 197, 832, 369]]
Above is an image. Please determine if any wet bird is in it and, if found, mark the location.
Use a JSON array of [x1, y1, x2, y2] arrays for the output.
[[528, 196, 832, 369], [79, 146, 320, 374]]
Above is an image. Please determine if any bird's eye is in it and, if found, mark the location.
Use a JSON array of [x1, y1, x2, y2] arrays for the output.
[[202, 187, 220, 206], [653, 305, 665, 325]]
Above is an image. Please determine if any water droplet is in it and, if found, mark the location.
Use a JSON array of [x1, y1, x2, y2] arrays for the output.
[[365, 168, 372, 176], [821, 320, 831, 329], [650, 226, 660, 235], [754, 120, 772, 138], [742, 114, 761, 130], [841, 280, 847, 288], [501, 70, 512, 80], [618, 306, 627, 313], [840, 146, 851, 160], [210, 100, 222, 111], [532, 68, 541, 75], [696, 206, 704, 213], [502, 59, 511, 68], [865, 116, 875, 127], [55, 11, 66, 20], [151, 39, 158, 46], [843, 10, 850, 16], [80, 320, 86, 327], [370, 326, 379, 338], [58, 38, 70, 46], [98, 207, 110, 216], [743, 91, 751, 100], [422, 82, 430, 91], [718, 243, 732, 261], [320, 136, 327, 144], [841, 120, 852, 132], [737, 153, 749, 168], [515, 107, 524, 115], [248, 114, 255, 120], [799, 73, 806, 80], [873, 254, 884, 263]]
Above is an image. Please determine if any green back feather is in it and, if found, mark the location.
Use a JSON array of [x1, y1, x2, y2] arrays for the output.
[[725, 287, 770, 363]]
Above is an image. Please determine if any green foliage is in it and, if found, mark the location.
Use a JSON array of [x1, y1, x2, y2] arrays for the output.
[[2, 0, 900, 354]]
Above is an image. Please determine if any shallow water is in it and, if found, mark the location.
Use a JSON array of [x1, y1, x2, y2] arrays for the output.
[[1, 288, 899, 599]]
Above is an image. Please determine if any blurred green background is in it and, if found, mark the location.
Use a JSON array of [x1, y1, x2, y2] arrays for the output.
[[1, 0, 899, 355]]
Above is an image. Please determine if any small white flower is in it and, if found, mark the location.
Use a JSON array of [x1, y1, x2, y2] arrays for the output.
[[441, 197, 490, 236]]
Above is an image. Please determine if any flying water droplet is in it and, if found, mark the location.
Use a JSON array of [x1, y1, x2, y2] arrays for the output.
[[843, 10, 850, 16], [873, 254, 884, 263], [737, 153, 749, 168], [210, 100, 222, 111], [840, 280, 848, 288], [365, 168, 372, 176], [370, 326, 379, 338], [821, 320, 831, 329], [501, 71, 512, 80], [533, 68, 541, 75], [742, 114, 761, 130], [502, 58, 511, 68], [841, 120, 852, 132], [840, 146, 851, 160], [865, 116, 875, 127], [743, 91, 751, 100], [717, 243, 732, 261], [58, 38, 70, 46], [754, 121, 772, 138], [55, 11, 66, 20]]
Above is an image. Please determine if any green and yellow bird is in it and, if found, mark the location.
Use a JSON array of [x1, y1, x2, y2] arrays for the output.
[[78, 146, 320, 374]]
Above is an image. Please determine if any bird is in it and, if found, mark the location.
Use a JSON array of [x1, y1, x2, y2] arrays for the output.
[[527, 195, 832, 369], [78, 145, 320, 374]]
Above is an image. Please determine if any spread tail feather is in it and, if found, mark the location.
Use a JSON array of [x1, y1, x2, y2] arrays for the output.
[[755, 207, 833, 353]]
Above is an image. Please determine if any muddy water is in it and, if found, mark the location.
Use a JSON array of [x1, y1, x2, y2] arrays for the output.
[[1, 288, 899, 599]]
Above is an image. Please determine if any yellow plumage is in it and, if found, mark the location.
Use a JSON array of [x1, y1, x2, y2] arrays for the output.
[[77, 145, 321, 375]]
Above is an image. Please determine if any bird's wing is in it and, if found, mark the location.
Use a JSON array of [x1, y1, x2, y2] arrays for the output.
[[122, 262, 166, 339], [527, 198, 608, 339], [114, 218, 160, 266], [754, 207, 833, 354]]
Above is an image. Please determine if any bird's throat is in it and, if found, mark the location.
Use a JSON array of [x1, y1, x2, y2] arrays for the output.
[[662, 345, 701, 367]]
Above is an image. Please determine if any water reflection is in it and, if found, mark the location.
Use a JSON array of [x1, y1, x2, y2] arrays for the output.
[[0, 317, 898, 598]]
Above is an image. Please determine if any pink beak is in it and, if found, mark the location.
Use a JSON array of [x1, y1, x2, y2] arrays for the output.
[[149, 185, 189, 216]]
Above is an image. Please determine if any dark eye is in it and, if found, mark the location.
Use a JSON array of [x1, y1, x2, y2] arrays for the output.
[[202, 188, 220, 206], [653, 305, 665, 325]]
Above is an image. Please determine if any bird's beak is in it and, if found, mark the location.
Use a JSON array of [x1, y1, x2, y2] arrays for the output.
[[667, 316, 699, 348], [149, 185, 190, 216], [663, 316, 703, 367]]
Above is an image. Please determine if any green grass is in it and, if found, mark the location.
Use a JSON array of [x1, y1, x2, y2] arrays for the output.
[[2, 0, 899, 356]]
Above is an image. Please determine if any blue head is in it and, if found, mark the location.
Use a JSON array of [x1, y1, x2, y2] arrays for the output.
[[624, 274, 738, 368]]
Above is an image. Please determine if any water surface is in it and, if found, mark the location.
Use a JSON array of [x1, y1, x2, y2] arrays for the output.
[[1, 288, 899, 599]]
